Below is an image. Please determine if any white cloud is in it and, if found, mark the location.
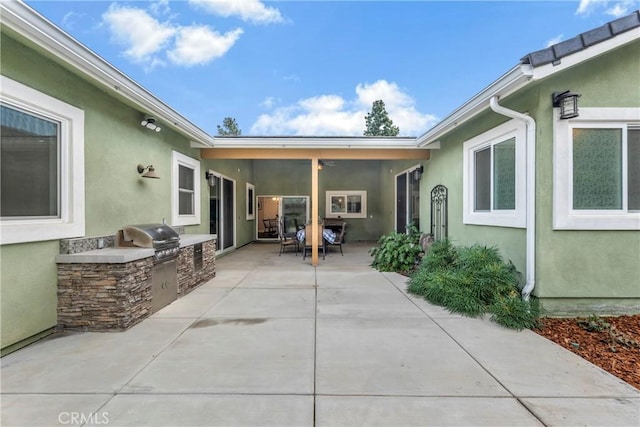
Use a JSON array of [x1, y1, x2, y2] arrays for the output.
[[149, 0, 171, 16], [250, 80, 438, 136], [102, 4, 176, 66], [605, 1, 635, 17], [61, 11, 84, 30], [576, 0, 633, 17], [260, 97, 280, 109], [189, 0, 284, 24], [546, 34, 564, 47], [102, 3, 242, 69], [168, 26, 243, 66]]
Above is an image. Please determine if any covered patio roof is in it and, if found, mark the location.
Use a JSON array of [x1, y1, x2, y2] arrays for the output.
[[199, 136, 431, 266]]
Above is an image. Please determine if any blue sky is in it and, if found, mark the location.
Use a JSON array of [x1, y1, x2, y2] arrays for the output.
[[27, 0, 637, 136]]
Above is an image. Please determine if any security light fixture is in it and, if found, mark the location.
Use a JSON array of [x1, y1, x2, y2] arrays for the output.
[[205, 171, 216, 187], [140, 115, 162, 132], [137, 164, 160, 179], [414, 165, 424, 181], [552, 91, 581, 119]]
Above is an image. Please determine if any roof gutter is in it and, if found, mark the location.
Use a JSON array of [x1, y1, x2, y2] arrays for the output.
[[0, 1, 214, 147], [417, 64, 534, 148], [489, 96, 536, 300]]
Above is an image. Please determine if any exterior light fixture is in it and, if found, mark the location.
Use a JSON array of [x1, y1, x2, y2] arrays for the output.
[[205, 171, 216, 187], [552, 91, 581, 119], [137, 164, 160, 179], [140, 115, 162, 132], [414, 165, 424, 181], [318, 160, 324, 170]]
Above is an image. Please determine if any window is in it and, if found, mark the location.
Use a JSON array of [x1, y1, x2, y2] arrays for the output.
[[246, 183, 255, 220], [0, 76, 85, 244], [172, 151, 200, 226], [553, 108, 640, 229], [325, 190, 367, 218], [463, 119, 526, 228]]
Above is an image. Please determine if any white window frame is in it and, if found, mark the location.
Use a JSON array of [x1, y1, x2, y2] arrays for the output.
[[246, 182, 255, 220], [553, 107, 640, 230], [171, 151, 201, 226], [462, 119, 526, 228], [325, 190, 367, 219], [0, 76, 85, 245]]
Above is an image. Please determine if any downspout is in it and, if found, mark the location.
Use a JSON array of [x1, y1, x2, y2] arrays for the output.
[[489, 96, 536, 300]]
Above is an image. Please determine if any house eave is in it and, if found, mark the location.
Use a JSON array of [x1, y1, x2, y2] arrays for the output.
[[531, 26, 639, 80], [210, 136, 420, 149], [416, 64, 534, 148], [0, 0, 214, 147]]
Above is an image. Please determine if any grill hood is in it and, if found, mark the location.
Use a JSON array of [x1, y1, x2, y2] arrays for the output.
[[122, 223, 179, 248]]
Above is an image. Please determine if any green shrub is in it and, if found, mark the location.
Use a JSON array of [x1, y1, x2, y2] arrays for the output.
[[408, 241, 541, 330], [369, 225, 422, 273]]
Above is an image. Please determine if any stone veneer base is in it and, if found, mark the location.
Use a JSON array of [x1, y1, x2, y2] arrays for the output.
[[57, 239, 216, 331]]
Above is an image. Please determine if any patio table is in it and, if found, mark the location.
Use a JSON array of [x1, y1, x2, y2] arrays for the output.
[[296, 228, 338, 244]]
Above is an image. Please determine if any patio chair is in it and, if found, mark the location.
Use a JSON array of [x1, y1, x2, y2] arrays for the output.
[[302, 224, 325, 260], [326, 221, 346, 255], [263, 218, 278, 237], [278, 219, 298, 256]]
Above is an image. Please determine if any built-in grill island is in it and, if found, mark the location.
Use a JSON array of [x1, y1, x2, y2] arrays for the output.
[[56, 225, 216, 331], [120, 224, 181, 312]]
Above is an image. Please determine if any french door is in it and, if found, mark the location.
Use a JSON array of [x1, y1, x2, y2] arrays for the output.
[[209, 171, 235, 252], [395, 166, 421, 233]]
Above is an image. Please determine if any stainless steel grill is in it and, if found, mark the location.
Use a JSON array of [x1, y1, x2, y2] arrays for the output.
[[122, 223, 180, 261]]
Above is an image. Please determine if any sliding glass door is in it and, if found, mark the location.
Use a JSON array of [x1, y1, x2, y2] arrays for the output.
[[257, 195, 309, 240], [395, 166, 421, 233], [209, 171, 235, 252]]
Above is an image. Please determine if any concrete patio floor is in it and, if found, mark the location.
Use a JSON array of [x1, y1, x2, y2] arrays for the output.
[[2, 242, 639, 427]]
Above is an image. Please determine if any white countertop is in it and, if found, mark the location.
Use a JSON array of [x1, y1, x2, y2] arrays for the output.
[[56, 234, 216, 264]]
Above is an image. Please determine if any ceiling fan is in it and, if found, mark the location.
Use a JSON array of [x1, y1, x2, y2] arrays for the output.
[[318, 160, 336, 170]]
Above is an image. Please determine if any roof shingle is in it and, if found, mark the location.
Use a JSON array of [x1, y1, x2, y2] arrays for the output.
[[521, 10, 639, 67]]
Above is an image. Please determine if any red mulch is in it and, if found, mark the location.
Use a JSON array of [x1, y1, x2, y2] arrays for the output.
[[533, 314, 640, 390]]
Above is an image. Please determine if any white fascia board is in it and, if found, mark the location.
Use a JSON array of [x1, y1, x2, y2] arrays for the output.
[[416, 64, 534, 147], [211, 136, 420, 149], [1, 1, 214, 147], [532, 27, 640, 80]]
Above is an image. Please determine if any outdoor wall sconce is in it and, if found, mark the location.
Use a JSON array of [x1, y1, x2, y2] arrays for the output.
[[318, 160, 324, 170], [414, 165, 424, 181], [140, 115, 162, 132], [552, 90, 581, 119], [205, 171, 216, 187], [137, 164, 160, 179]]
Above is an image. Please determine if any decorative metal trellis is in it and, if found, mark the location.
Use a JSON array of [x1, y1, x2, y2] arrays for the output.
[[430, 185, 448, 241]]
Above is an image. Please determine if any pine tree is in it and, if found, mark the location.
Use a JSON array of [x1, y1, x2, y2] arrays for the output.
[[217, 117, 241, 136], [363, 100, 399, 136]]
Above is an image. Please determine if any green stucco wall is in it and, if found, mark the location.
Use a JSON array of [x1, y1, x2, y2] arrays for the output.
[[252, 159, 394, 242], [1, 33, 210, 349], [205, 159, 255, 247], [421, 40, 640, 314], [421, 114, 527, 276], [531, 41, 640, 314]]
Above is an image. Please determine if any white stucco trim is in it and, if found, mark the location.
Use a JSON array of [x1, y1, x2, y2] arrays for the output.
[[171, 151, 201, 227], [462, 119, 527, 228], [0, 76, 85, 245], [553, 107, 640, 230]]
